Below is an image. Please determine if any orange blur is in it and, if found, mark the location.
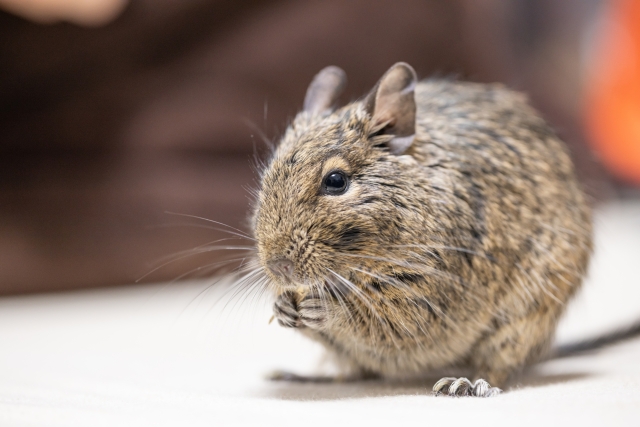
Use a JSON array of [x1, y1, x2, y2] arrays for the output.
[[586, 0, 640, 184]]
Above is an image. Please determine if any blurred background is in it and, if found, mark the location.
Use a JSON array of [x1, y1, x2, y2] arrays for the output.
[[0, 0, 638, 295]]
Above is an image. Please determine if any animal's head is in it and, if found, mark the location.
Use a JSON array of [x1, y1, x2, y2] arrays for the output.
[[253, 63, 432, 292]]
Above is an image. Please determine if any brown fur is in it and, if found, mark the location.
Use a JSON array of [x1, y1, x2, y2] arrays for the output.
[[251, 64, 592, 389]]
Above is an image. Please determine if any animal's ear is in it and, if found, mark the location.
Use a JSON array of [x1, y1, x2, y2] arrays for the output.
[[303, 66, 347, 115], [364, 62, 417, 154]]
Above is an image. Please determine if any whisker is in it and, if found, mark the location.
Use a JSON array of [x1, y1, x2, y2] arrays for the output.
[[175, 274, 231, 320], [327, 269, 405, 347], [146, 223, 254, 238], [348, 267, 441, 344], [243, 117, 275, 152], [343, 252, 491, 324], [169, 258, 246, 283], [164, 211, 256, 241], [349, 266, 446, 328], [177, 259, 263, 320], [219, 267, 267, 315], [340, 252, 472, 291], [136, 244, 255, 283], [323, 276, 356, 327]]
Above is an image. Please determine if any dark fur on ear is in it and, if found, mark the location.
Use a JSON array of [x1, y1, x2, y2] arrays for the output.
[[365, 62, 417, 154], [303, 66, 347, 115]]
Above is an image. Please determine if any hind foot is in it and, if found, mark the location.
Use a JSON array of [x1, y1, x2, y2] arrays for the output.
[[433, 377, 502, 397], [266, 370, 368, 383]]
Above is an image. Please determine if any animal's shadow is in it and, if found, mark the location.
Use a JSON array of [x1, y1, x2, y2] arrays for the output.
[[255, 370, 592, 401]]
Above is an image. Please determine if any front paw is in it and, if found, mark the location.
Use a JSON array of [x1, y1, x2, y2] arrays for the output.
[[273, 291, 300, 328], [297, 296, 330, 330], [272, 292, 331, 330]]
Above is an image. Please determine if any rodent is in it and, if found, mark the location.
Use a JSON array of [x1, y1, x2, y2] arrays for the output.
[[250, 62, 594, 397]]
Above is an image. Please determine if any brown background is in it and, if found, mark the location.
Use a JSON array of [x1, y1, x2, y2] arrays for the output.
[[0, 0, 614, 294]]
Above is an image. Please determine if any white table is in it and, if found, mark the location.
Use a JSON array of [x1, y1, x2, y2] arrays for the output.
[[0, 201, 639, 426]]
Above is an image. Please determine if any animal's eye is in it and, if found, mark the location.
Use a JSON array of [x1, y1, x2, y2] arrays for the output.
[[322, 170, 349, 195]]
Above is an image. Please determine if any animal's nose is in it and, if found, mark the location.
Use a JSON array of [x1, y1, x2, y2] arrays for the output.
[[268, 259, 295, 278]]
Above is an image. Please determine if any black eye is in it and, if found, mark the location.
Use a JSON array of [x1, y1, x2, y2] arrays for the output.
[[322, 170, 349, 195]]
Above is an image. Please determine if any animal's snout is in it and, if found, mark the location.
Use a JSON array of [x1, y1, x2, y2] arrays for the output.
[[268, 259, 295, 279]]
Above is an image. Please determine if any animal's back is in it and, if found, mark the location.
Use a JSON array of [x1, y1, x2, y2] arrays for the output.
[[410, 80, 593, 378]]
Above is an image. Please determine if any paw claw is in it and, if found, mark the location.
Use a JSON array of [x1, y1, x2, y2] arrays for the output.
[[433, 377, 502, 398], [449, 377, 473, 396], [484, 386, 503, 397], [472, 379, 490, 397], [433, 377, 456, 396]]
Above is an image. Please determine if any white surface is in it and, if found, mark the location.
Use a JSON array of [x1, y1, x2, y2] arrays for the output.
[[0, 200, 639, 426]]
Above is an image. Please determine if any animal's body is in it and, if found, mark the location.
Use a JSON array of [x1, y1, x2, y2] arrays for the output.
[[251, 63, 592, 396]]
